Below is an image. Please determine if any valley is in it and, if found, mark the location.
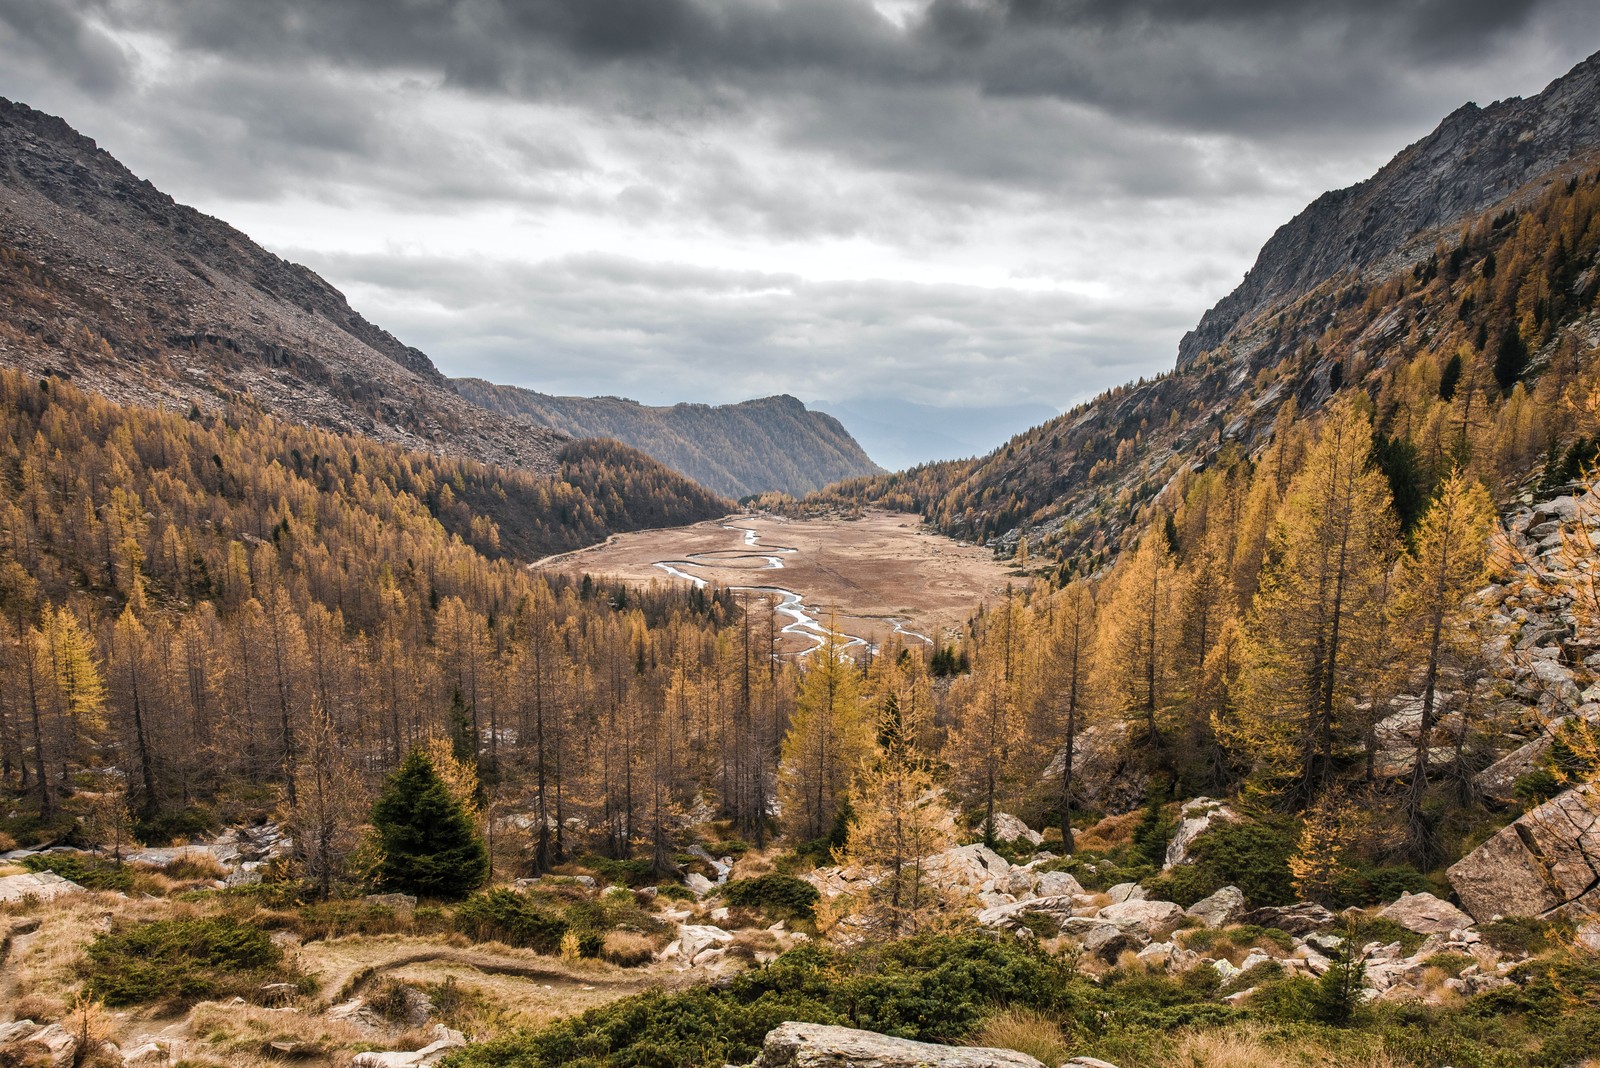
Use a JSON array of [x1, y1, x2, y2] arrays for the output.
[[540, 509, 1021, 656]]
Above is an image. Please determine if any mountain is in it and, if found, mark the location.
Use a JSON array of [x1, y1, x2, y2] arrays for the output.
[[812, 49, 1600, 567], [1179, 50, 1600, 366], [810, 396, 1060, 471], [455, 380, 880, 499], [0, 97, 573, 475], [0, 96, 737, 548]]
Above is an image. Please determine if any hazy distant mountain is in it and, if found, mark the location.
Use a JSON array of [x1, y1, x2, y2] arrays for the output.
[[456, 380, 881, 499], [813, 397, 1061, 471]]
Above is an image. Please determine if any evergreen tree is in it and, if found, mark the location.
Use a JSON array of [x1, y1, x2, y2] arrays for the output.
[[371, 748, 488, 899]]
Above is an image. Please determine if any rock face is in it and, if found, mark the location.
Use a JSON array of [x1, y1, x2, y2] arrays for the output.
[[736, 1022, 1047, 1068], [1378, 892, 1476, 935], [1178, 51, 1600, 366], [1448, 784, 1600, 921]]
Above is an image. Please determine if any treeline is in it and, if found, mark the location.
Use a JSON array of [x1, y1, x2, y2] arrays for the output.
[[800, 168, 1600, 566]]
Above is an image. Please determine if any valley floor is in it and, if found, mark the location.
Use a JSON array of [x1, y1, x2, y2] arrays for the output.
[[541, 509, 1021, 655]]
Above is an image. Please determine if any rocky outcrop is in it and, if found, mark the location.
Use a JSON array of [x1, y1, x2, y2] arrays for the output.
[[1448, 784, 1600, 921], [0, 1020, 77, 1068], [1185, 886, 1246, 929], [1236, 903, 1336, 936], [1163, 798, 1236, 869], [0, 870, 85, 902], [983, 813, 1044, 847], [734, 1022, 1048, 1068]]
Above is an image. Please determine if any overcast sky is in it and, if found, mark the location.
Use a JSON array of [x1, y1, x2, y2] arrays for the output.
[[3, 1, 1599, 418]]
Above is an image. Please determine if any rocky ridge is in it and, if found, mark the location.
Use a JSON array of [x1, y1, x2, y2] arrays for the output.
[[1178, 50, 1600, 366], [0, 97, 565, 474]]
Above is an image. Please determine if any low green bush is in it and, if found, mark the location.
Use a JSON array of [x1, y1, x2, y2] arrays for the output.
[[22, 852, 134, 892], [455, 889, 568, 952], [81, 916, 298, 1007], [582, 856, 656, 888], [1479, 915, 1564, 956], [720, 873, 820, 920], [1184, 819, 1296, 907]]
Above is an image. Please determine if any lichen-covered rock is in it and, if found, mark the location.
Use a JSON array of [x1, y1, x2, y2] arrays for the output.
[[1236, 903, 1335, 935], [1377, 892, 1475, 935], [1448, 784, 1600, 921], [1185, 886, 1246, 928], [1097, 898, 1185, 935], [349, 1026, 465, 1068], [735, 1022, 1047, 1068]]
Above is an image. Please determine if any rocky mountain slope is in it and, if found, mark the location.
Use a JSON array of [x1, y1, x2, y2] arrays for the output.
[[813, 49, 1600, 567], [0, 98, 571, 475], [1179, 50, 1600, 367], [457, 381, 880, 498]]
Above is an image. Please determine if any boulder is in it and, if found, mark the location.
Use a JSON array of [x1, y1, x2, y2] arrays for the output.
[[1448, 784, 1600, 921], [1097, 898, 1185, 935], [121, 1040, 171, 1066], [1061, 916, 1149, 961], [684, 872, 717, 896], [1236, 903, 1335, 935], [1035, 870, 1084, 897], [922, 843, 1013, 893], [1378, 892, 1475, 935], [975, 894, 1078, 934], [735, 1022, 1047, 1068], [676, 923, 734, 965], [0, 871, 86, 903], [984, 813, 1044, 847], [1106, 882, 1146, 904], [1185, 886, 1246, 929], [1041, 719, 1148, 813], [1164, 798, 1236, 869]]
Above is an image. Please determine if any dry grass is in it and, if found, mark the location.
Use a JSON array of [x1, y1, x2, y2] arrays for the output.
[[4, 891, 172, 1009], [188, 1000, 378, 1066], [1155, 1024, 1400, 1068], [967, 1007, 1072, 1066], [1075, 811, 1144, 852], [601, 930, 660, 967]]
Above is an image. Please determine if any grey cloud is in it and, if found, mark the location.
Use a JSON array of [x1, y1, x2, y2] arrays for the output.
[[310, 249, 1185, 407], [0, 0, 133, 96]]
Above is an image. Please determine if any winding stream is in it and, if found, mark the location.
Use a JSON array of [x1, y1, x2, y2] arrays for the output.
[[652, 521, 931, 657]]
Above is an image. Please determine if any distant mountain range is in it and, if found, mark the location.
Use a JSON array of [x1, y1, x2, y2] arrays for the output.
[[809, 397, 1060, 471], [0, 97, 877, 506], [457, 381, 879, 499]]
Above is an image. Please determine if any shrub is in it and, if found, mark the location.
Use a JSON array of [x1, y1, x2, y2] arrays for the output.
[[1479, 916, 1561, 956], [22, 852, 134, 892], [81, 917, 294, 1007], [1141, 863, 1223, 908], [583, 857, 655, 888], [454, 889, 568, 952], [133, 806, 216, 846], [1185, 820, 1296, 907], [721, 873, 820, 920]]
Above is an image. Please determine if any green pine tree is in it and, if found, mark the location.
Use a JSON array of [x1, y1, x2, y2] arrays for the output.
[[371, 749, 488, 900]]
